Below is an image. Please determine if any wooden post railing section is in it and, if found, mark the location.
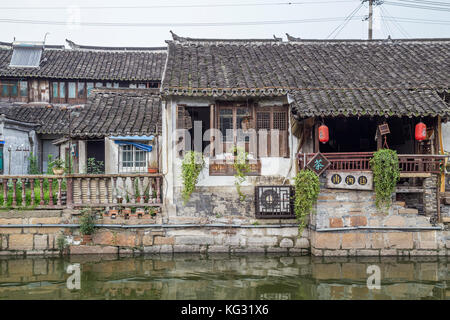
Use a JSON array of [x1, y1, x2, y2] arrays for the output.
[[0, 173, 163, 209], [298, 152, 448, 174]]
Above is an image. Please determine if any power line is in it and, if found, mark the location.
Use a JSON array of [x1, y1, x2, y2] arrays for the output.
[[381, 16, 450, 25], [0, 15, 447, 28], [327, 3, 364, 38], [0, 1, 360, 10], [0, 16, 367, 28], [395, 0, 450, 7], [384, 1, 450, 12], [380, 6, 411, 38]]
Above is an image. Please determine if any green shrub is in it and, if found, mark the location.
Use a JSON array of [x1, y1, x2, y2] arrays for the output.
[[370, 149, 400, 212], [181, 151, 205, 204], [79, 209, 96, 235], [294, 169, 320, 234]]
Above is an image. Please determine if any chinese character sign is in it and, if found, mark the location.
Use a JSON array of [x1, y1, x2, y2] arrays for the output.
[[306, 153, 330, 176]]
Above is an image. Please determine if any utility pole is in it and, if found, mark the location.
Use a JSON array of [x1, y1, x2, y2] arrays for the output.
[[368, 0, 373, 40]]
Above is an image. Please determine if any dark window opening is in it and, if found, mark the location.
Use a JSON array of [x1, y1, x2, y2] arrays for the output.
[[86, 140, 105, 174], [319, 117, 416, 154], [185, 107, 211, 154]]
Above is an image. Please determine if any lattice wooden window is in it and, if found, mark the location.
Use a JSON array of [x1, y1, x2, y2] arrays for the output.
[[256, 106, 289, 157]]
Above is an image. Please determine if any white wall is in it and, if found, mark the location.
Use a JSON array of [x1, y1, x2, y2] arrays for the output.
[[442, 122, 450, 153], [163, 97, 301, 206]]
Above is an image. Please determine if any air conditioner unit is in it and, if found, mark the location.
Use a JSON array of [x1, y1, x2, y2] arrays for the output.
[[255, 185, 294, 219]]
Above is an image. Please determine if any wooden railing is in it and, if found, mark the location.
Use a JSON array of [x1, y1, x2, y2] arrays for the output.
[[298, 152, 447, 173], [69, 173, 163, 208], [0, 175, 67, 209], [0, 173, 163, 209]]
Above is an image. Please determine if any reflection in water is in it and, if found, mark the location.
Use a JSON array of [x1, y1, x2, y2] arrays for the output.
[[0, 254, 448, 300]]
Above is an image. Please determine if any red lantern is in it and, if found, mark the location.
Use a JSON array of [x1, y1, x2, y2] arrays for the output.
[[415, 122, 427, 141], [318, 124, 329, 144]]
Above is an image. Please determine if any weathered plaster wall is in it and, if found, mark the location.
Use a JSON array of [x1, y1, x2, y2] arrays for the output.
[[1, 122, 38, 175], [164, 97, 299, 219], [441, 122, 450, 153]]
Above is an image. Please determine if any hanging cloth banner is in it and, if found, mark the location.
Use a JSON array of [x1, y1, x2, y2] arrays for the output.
[[113, 140, 153, 152]]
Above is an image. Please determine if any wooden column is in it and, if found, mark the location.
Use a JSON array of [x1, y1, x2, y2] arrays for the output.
[[130, 177, 136, 203], [66, 177, 73, 208], [21, 178, 26, 207], [86, 178, 91, 204], [3, 179, 7, 206], [156, 177, 161, 204], [48, 179, 53, 206], [57, 178, 62, 206], [39, 179, 44, 205], [112, 177, 118, 204], [30, 179, 35, 207], [12, 179, 17, 206], [139, 177, 144, 204]]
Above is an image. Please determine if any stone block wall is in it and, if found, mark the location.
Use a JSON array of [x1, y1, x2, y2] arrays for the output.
[[423, 175, 438, 216], [0, 210, 67, 256], [315, 188, 434, 230], [310, 176, 449, 256], [0, 208, 309, 256], [74, 225, 310, 255], [311, 230, 450, 257]]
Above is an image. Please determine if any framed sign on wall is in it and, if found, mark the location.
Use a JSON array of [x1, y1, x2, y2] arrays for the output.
[[325, 170, 373, 190]]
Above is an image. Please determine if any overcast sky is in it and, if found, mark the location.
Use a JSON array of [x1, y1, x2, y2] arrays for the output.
[[1, 0, 449, 47]]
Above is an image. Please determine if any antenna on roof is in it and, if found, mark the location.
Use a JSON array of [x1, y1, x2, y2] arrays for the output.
[[43, 32, 50, 49]]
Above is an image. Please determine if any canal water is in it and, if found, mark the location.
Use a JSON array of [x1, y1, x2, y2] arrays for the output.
[[0, 254, 448, 300]]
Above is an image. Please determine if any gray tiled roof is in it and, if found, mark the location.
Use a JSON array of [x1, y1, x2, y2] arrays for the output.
[[289, 88, 450, 118], [162, 35, 450, 116], [70, 89, 162, 138], [0, 89, 162, 137], [0, 102, 70, 134], [0, 45, 167, 81]]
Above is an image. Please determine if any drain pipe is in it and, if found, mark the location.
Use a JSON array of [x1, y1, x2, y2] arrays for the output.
[[314, 226, 443, 232], [0, 223, 300, 229]]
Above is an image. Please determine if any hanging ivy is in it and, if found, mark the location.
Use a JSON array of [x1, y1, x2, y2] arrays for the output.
[[369, 148, 400, 212], [233, 146, 250, 201], [294, 169, 320, 234], [181, 151, 205, 205]]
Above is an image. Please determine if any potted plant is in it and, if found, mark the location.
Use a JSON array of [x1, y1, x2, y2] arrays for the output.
[[79, 210, 96, 244], [147, 155, 158, 173], [51, 158, 65, 175]]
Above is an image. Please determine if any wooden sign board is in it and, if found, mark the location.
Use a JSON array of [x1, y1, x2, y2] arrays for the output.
[[378, 123, 390, 135], [326, 170, 373, 190], [306, 152, 331, 176]]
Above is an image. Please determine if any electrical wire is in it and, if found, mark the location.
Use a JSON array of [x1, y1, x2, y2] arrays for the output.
[[0, 1, 360, 10], [380, 6, 411, 38], [395, 0, 450, 7], [384, 1, 450, 12], [0, 16, 366, 27], [327, 3, 364, 39]]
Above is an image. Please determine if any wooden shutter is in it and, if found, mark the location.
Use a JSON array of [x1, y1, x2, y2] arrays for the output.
[[273, 110, 289, 157]]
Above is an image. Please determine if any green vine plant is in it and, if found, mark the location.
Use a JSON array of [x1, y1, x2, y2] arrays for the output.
[[294, 169, 320, 234], [181, 151, 205, 205], [369, 149, 400, 213], [232, 146, 250, 201], [79, 208, 96, 235]]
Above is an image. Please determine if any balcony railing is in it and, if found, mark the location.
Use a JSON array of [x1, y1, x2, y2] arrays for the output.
[[298, 152, 448, 174], [0, 173, 163, 209]]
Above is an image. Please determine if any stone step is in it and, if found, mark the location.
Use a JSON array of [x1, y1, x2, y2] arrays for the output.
[[443, 217, 450, 223], [398, 208, 419, 215]]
